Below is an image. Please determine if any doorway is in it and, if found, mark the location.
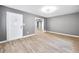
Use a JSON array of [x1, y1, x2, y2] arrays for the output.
[[6, 12, 23, 40], [35, 17, 44, 33]]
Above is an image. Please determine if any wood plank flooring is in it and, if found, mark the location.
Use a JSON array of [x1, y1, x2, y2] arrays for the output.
[[0, 32, 79, 53]]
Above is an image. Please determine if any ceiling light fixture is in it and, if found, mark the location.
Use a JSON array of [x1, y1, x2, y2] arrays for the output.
[[41, 6, 57, 14]]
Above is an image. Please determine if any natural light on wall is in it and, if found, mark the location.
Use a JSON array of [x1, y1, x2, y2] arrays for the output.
[[41, 6, 57, 14]]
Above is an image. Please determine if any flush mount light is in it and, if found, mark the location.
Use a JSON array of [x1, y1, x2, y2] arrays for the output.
[[41, 6, 57, 14]]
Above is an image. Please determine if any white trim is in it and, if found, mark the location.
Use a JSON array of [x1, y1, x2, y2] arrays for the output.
[[0, 34, 36, 44], [46, 31, 79, 38]]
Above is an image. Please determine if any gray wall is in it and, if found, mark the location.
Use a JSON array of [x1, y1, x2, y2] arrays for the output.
[[46, 13, 79, 36], [44, 18, 47, 31], [0, 6, 6, 41], [0, 5, 43, 41], [23, 14, 36, 35]]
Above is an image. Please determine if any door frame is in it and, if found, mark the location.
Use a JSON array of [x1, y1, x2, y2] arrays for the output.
[[35, 17, 45, 33]]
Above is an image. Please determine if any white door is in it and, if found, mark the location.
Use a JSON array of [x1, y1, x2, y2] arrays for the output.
[[6, 12, 23, 40]]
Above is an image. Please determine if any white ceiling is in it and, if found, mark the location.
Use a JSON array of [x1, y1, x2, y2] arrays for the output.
[[5, 5, 79, 18]]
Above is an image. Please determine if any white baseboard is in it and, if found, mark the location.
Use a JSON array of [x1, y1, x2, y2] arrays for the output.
[[46, 31, 79, 38], [0, 34, 36, 44]]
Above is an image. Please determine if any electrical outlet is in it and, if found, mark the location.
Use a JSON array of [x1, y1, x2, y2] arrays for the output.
[[27, 32, 29, 34]]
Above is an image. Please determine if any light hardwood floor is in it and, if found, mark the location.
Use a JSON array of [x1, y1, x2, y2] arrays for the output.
[[0, 32, 79, 53]]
